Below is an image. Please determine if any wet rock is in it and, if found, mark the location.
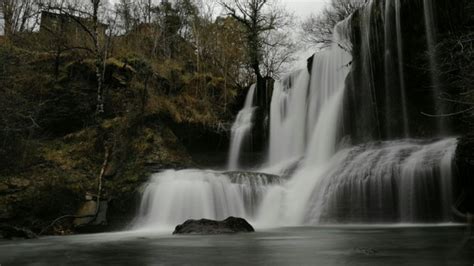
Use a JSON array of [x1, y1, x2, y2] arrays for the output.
[[224, 171, 282, 185], [73, 199, 108, 233], [0, 224, 37, 240], [173, 217, 255, 235]]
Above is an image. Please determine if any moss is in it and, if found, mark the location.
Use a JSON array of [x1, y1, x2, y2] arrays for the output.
[[1, 43, 235, 235], [0, 115, 193, 234]]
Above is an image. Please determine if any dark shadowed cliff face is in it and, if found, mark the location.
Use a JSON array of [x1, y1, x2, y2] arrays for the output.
[[342, 0, 471, 144], [454, 135, 474, 215]]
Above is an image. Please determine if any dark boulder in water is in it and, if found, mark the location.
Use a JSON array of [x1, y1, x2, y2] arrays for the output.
[[173, 217, 255, 235]]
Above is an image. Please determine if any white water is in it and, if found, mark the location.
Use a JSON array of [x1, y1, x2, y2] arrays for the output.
[[423, 0, 445, 133], [258, 138, 457, 225], [384, 0, 409, 137], [133, 3, 459, 230], [134, 169, 279, 230], [227, 84, 256, 170], [267, 20, 351, 166]]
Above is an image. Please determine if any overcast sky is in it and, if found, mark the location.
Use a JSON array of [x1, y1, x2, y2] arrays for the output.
[[108, 0, 330, 20], [278, 0, 330, 70], [280, 0, 329, 19]]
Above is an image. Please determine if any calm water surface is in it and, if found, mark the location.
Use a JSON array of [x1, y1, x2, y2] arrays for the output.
[[0, 225, 472, 265]]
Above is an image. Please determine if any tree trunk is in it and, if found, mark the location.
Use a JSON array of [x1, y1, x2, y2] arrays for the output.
[[92, 0, 104, 115], [2, 1, 14, 39]]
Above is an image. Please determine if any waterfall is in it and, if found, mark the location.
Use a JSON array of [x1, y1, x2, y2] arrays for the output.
[[356, 0, 412, 139], [394, 0, 409, 137], [267, 70, 310, 166], [423, 0, 445, 133], [257, 138, 457, 225], [267, 19, 351, 167], [134, 170, 280, 230], [227, 84, 256, 170], [133, 0, 460, 230], [384, 0, 409, 137]]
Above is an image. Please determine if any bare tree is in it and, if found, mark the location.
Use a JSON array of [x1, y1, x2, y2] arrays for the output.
[[1, 0, 39, 38], [90, 0, 105, 114], [116, 0, 135, 33], [41, 0, 114, 114], [220, 0, 290, 82], [301, 0, 364, 47], [261, 28, 297, 78]]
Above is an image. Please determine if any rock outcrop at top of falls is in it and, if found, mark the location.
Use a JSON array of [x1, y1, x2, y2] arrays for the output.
[[173, 217, 255, 235], [224, 171, 282, 185]]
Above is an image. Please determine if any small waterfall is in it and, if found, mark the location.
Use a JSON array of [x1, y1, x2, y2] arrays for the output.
[[423, 0, 445, 133], [257, 138, 457, 225], [357, 0, 411, 139], [384, 0, 409, 137], [394, 0, 409, 137], [134, 170, 280, 230], [267, 20, 351, 166], [349, 0, 451, 140], [256, 19, 353, 226], [227, 85, 256, 170], [267, 70, 310, 166]]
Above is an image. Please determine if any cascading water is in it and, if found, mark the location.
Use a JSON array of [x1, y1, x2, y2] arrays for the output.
[[384, 0, 409, 137], [356, 0, 412, 139], [133, 0, 459, 230], [267, 70, 310, 166], [257, 138, 457, 226], [423, 0, 445, 133], [267, 19, 351, 167], [134, 170, 281, 230], [227, 84, 256, 170]]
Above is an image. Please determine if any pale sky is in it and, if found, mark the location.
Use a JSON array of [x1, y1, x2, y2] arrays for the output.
[[107, 0, 330, 20], [280, 0, 329, 19], [278, 0, 330, 71]]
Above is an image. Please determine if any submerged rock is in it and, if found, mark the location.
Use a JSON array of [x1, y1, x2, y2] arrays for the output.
[[173, 217, 255, 235]]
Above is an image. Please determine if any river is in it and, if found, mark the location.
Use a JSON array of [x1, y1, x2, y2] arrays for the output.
[[0, 225, 472, 265]]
